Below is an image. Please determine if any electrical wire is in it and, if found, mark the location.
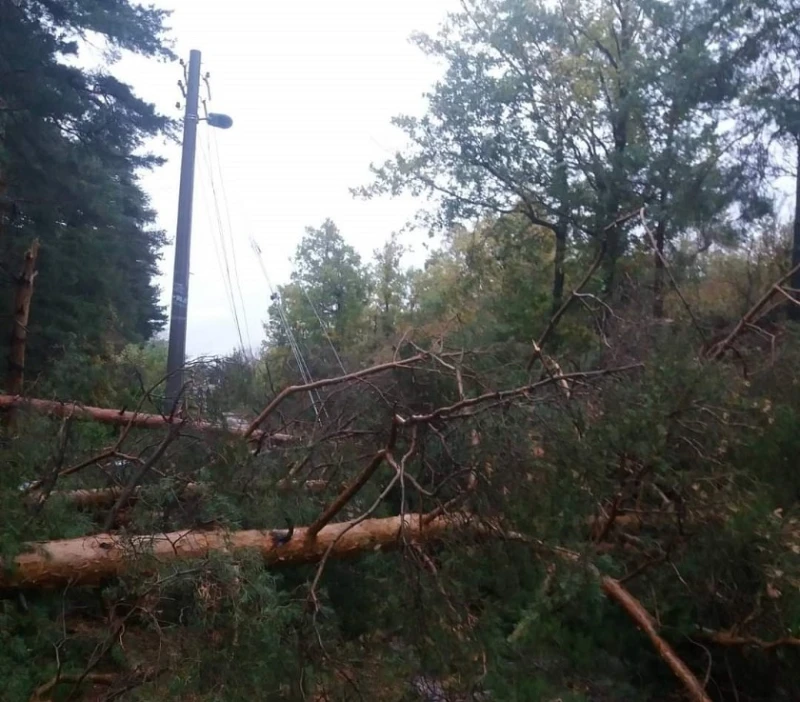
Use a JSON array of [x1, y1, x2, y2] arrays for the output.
[[197, 149, 240, 340], [250, 238, 326, 421], [299, 284, 347, 374], [200, 136, 246, 353], [208, 127, 253, 355]]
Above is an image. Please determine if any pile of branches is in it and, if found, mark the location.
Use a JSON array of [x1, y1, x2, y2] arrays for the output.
[[2, 247, 800, 701]]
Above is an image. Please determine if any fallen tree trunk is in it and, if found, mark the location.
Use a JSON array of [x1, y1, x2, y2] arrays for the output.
[[4, 515, 713, 702], [1, 512, 476, 589], [35, 479, 329, 510], [0, 395, 294, 445]]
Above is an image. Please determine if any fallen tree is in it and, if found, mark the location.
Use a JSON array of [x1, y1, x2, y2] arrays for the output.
[[32, 479, 329, 510], [2, 512, 713, 702], [0, 395, 294, 445], [1, 512, 478, 589]]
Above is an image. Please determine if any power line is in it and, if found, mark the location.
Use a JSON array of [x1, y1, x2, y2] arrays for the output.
[[197, 150, 240, 341], [199, 135, 248, 356], [208, 126, 253, 355], [299, 284, 347, 374], [250, 238, 326, 422]]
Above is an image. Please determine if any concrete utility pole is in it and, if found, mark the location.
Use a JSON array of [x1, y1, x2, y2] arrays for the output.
[[164, 49, 202, 413], [164, 50, 232, 413]]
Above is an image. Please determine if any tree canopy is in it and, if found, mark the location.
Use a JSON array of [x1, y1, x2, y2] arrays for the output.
[[0, 0, 174, 380], [5, 0, 800, 701]]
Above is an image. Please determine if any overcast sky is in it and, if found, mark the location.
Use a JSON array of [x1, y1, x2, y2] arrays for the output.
[[112, 0, 457, 358]]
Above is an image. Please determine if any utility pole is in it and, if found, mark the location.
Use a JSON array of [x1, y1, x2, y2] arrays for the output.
[[163, 51, 232, 413], [164, 49, 202, 413]]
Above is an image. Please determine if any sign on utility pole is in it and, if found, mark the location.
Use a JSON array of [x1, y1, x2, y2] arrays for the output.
[[164, 50, 232, 414]]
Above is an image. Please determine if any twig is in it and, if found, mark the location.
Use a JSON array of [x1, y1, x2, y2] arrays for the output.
[[307, 469, 404, 612], [639, 208, 706, 342], [592, 495, 622, 544], [527, 242, 607, 371], [102, 424, 183, 532], [706, 261, 800, 360], [306, 420, 400, 538], [695, 628, 800, 650], [28, 411, 74, 514], [773, 284, 800, 307], [245, 353, 434, 437], [399, 364, 643, 424], [30, 673, 117, 702]]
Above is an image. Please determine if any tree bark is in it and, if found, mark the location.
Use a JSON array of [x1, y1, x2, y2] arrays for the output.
[[552, 226, 567, 316], [0, 513, 480, 589], [601, 1, 633, 297], [36, 480, 329, 511], [6, 239, 39, 397], [601, 577, 712, 702], [790, 132, 800, 321], [551, 130, 569, 314], [0, 395, 294, 444], [653, 218, 666, 318]]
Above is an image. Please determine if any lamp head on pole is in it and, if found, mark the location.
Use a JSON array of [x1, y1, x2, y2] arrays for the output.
[[206, 112, 233, 129]]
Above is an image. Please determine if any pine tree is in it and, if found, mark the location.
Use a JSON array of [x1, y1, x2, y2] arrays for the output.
[[0, 0, 175, 380]]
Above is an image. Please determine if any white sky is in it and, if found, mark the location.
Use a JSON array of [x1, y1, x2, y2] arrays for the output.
[[112, 0, 457, 358]]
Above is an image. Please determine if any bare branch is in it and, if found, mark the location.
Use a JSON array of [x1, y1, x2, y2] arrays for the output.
[[245, 353, 433, 437], [103, 423, 183, 532], [400, 365, 643, 424], [706, 261, 800, 360], [695, 629, 800, 650], [526, 242, 606, 371], [306, 420, 400, 538], [601, 577, 712, 702]]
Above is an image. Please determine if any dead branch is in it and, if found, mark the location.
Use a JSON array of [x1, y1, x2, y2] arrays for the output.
[[1, 512, 491, 589], [244, 353, 433, 437], [30, 672, 117, 702], [306, 421, 400, 538], [308, 451, 408, 612], [24, 381, 166, 493], [0, 394, 294, 444], [600, 576, 712, 702], [526, 242, 607, 371], [705, 261, 800, 361], [695, 628, 800, 650], [30, 667, 162, 702], [639, 208, 706, 341], [102, 424, 183, 531], [28, 412, 74, 514], [399, 364, 643, 424]]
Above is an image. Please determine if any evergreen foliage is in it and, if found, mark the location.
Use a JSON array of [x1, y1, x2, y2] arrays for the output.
[[0, 0, 174, 380], [4, 1, 800, 701]]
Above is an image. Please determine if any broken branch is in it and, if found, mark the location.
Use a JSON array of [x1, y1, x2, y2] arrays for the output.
[[244, 353, 431, 437], [705, 261, 800, 361], [306, 421, 400, 538], [102, 423, 183, 531], [600, 576, 712, 702], [695, 628, 800, 650], [400, 365, 643, 424]]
